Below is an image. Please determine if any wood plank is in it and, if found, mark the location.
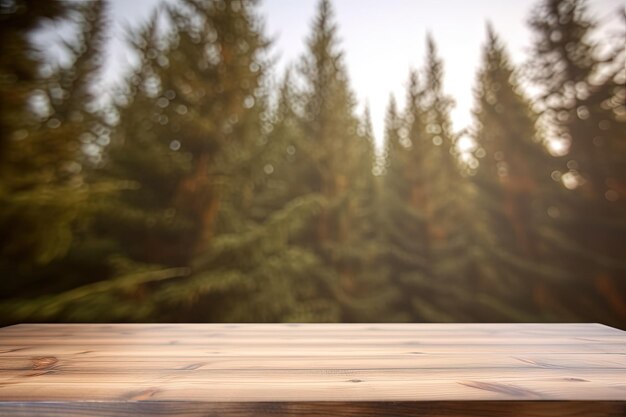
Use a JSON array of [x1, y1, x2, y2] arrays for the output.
[[1, 352, 624, 371], [0, 323, 624, 416], [0, 401, 624, 417]]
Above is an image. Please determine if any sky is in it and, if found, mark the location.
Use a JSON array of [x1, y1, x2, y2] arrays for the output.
[[99, 0, 622, 146]]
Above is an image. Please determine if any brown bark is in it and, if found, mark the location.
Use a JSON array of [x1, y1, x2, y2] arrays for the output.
[[500, 154, 537, 256], [176, 153, 221, 256]]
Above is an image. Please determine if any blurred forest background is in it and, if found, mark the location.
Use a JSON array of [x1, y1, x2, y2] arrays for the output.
[[0, 0, 624, 327]]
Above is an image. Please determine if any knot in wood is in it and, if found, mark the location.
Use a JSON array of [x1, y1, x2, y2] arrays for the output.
[[31, 356, 58, 370]]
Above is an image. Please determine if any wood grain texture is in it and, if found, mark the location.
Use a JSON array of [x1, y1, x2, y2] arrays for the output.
[[0, 323, 624, 416]]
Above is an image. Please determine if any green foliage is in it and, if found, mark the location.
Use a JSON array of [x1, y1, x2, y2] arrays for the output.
[[292, 0, 398, 321], [1, 0, 625, 327], [527, 0, 626, 325], [0, 0, 118, 299], [469, 24, 558, 320]]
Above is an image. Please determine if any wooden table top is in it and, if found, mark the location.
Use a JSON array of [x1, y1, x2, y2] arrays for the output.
[[0, 323, 624, 416]]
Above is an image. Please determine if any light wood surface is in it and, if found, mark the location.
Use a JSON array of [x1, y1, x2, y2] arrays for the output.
[[0, 323, 624, 416]]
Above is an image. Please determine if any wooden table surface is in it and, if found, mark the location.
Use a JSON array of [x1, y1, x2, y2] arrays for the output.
[[0, 323, 624, 416]]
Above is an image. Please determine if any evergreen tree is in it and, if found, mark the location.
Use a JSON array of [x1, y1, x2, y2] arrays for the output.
[[96, 0, 275, 266], [294, 0, 392, 321], [379, 92, 429, 321], [528, 0, 626, 325], [92, 0, 281, 320], [417, 36, 477, 320], [345, 102, 405, 322], [380, 37, 480, 321], [0, 0, 110, 302], [247, 69, 302, 219], [2, 0, 624, 326], [156, 0, 334, 322], [1, 0, 271, 321], [470, 24, 566, 321]]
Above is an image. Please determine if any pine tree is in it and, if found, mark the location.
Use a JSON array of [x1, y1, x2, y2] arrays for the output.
[[345, 102, 405, 321], [1, 0, 271, 321], [93, 0, 282, 320], [1, 0, 339, 323], [0, 0, 111, 302], [247, 69, 302, 219], [159, 63, 332, 322], [379, 37, 481, 322], [379, 92, 429, 321], [91, 10, 190, 270], [470, 24, 566, 321], [528, 0, 626, 325], [416, 36, 478, 320], [292, 0, 393, 321], [95, 0, 274, 265], [154, 0, 335, 322]]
